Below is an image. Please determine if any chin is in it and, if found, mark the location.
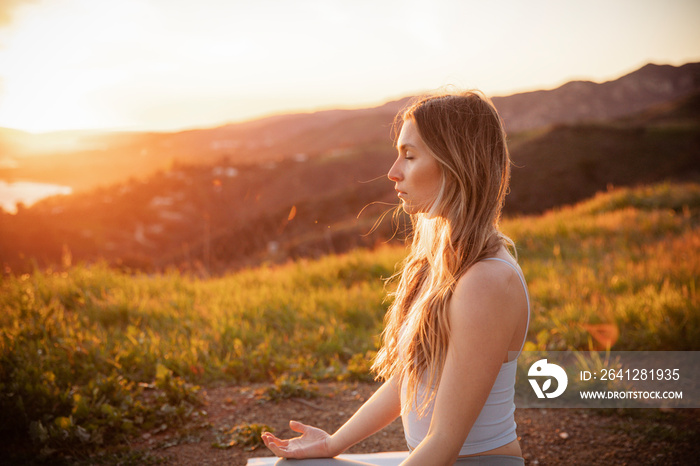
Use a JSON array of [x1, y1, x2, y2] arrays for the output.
[[402, 201, 438, 217], [401, 203, 418, 215]]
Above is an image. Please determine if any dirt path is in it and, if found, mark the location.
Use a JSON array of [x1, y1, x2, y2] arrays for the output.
[[132, 382, 699, 466]]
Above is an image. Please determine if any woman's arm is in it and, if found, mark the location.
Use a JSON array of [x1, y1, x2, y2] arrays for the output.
[[401, 262, 523, 466], [263, 376, 401, 459], [329, 376, 402, 454]]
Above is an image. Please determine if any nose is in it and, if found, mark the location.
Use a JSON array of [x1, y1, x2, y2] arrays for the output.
[[388, 158, 403, 182]]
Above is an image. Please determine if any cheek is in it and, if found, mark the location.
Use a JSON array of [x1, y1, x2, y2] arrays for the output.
[[407, 164, 442, 213], [419, 164, 442, 197]]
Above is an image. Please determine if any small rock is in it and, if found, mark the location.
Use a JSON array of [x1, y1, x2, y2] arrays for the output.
[[559, 432, 569, 439]]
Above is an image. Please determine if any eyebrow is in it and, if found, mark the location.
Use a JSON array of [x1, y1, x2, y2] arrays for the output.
[[396, 142, 417, 151]]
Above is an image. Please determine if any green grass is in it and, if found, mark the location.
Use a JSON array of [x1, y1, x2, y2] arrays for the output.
[[0, 246, 401, 460], [1, 181, 698, 461], [506, 182, 700, 351]]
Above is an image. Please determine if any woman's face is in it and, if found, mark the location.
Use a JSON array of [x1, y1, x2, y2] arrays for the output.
[[388, 118, 443, 215]]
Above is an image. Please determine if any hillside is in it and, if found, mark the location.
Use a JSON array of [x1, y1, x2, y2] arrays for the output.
[[0, 99, 409, 192], [1, 181, 698, 463], [493, 62, 700, 132], [1, 88, 699, 275], [0, 62, 698, 193], [507, 91, 700, 213]]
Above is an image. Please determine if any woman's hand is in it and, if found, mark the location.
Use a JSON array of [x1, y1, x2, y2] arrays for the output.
[[261, 380, 401, 460], [262, 420, 334, 459]]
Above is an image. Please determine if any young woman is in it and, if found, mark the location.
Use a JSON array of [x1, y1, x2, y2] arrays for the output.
[[261, 91, 530, 466]]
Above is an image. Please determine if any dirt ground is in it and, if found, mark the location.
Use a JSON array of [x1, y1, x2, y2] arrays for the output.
[[131, 382, 699, 466]]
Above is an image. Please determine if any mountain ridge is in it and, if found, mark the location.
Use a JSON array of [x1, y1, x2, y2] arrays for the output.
[[1, 62, 698, 191], [492, 62, 700, 132], [1, 88, 698, 274]]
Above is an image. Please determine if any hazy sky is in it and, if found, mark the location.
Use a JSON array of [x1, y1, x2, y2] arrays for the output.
[[0, 0, 698, 133]]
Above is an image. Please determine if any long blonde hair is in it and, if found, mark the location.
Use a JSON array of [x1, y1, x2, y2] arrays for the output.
[[372, 91, 513, 415]]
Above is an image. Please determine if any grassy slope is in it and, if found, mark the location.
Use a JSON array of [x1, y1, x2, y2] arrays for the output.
[[507, 182, 700, 350], [1, 181, 698, 459]]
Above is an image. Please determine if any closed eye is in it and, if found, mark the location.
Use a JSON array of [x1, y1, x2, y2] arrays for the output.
[[397, 143, 417, 160]]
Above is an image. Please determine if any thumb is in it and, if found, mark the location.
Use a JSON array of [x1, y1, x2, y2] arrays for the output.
[[289, 420, 308, 434]]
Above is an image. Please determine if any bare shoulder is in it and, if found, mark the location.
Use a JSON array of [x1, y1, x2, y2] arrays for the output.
[[450, 256, 525, 324], [453, 257, 522, 302]]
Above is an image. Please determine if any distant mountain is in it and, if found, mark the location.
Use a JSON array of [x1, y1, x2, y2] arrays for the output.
[[2, 61, 700, 274], [163, 61, 700, 163], [158, 97, 412, 165], [493, 62, 700, 132], [506, 91, 700, 213], [157, 61, 700, 164], [2, 89, 698, 274], [1, 62, 698, 193]]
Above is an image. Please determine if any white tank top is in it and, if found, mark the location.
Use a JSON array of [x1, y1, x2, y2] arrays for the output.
[[400, 257, 530, 455]]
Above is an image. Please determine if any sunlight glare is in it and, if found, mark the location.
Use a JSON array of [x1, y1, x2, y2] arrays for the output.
[[0, 0, 698, 132], [0, 0, 157, 131]]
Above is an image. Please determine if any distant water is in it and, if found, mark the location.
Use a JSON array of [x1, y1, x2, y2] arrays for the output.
[[0, 181, 72, 214]]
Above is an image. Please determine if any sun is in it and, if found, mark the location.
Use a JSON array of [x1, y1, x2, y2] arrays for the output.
[[0, 67, 106, 132], [0, 0, 140, 132]]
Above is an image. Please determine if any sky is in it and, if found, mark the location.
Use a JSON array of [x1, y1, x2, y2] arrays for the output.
[[0, 0, 699, 133]]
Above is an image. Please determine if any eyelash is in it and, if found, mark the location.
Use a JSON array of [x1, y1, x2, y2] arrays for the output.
[[396, 147, 413, 160]]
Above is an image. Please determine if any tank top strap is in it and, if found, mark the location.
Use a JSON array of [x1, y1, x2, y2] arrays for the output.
[[481, 257, 531, 357]]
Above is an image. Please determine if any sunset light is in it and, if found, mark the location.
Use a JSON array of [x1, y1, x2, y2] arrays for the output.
[[1, 2, 699, 464], [0, 0, 698, 133]]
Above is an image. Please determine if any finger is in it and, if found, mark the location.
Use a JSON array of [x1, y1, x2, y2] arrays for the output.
[[263, 433, 289, 447], [265, 440, 289, 458], [261, 433, 274, 448], [289, 420, 308, 434], [270, 442, 302, 459]]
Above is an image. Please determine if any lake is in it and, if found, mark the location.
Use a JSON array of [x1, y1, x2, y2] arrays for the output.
[[0, 181, 73, 214]]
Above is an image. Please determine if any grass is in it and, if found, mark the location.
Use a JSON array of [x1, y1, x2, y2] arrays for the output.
[[212, 423, 272, 451], [507, 182, 700, 351], [263, 374, 320, 401], [1, 181, 698, 461]]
